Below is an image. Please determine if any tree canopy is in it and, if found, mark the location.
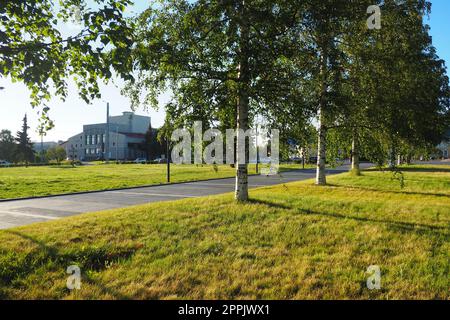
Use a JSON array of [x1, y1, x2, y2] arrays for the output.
[[120, 0, 449, 199], [0, 0, 134, 129], [1, 0, 448, 201]]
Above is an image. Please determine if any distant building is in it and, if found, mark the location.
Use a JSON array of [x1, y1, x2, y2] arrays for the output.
[[61, 112, 151, 161]]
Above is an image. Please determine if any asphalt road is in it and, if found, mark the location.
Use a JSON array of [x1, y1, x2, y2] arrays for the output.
[[0, 164, 372, 230]]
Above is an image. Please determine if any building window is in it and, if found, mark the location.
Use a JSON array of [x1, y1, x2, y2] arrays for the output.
[[102, 134, 105, 143], [85, 149, 89, 155], [90, 149, 95, 154], [86, 135, 89, 145], [97, 134, 101, 145]]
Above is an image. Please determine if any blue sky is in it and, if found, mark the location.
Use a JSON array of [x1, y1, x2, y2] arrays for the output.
[[426, 0, 450, 64], [0, 0, 449, 142]]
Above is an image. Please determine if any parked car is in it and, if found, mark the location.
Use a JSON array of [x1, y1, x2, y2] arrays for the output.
[[308, 156, 318, 164], [0, 160, 11, 167], [134, 158, 147, 164], [154, 158, 168, 164]]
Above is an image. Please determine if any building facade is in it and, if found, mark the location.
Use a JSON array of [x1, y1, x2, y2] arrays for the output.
[[62, 112, 151, 161]]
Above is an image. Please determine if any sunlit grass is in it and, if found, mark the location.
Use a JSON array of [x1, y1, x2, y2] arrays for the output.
[[0, 163, 309, 199], [0, 165, 448, 299]]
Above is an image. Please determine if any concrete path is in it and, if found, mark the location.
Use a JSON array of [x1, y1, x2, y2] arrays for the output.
[[0, 164, 371, 230]]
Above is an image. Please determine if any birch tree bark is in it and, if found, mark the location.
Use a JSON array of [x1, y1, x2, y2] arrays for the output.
[[397, 154, 402, 166], [351, 130, 360, 175], [235, 1, 250, 201], [316, 48, 328, 186], [316, 108, 327, 185]]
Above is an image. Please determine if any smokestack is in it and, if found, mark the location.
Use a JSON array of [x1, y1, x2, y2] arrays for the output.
[[105, 102, 110, 162]]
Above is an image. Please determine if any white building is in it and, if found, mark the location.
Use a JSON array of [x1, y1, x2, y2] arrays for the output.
[[62, 112, 151, 161]]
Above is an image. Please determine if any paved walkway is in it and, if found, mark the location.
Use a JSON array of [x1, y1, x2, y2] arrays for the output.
[[0, 164, 371, 230]]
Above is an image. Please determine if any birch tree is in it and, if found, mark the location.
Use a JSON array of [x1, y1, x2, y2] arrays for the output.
[[343, 0, 449, 169], [295, 1, 356, 185], [124, 0, 303, 201], [306, 0, 449, 176]]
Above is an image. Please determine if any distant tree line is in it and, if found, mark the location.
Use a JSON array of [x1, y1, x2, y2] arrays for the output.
[[141, 123, 165, 161], [0, 114, 67, 165], [0, 115, 34, 165]]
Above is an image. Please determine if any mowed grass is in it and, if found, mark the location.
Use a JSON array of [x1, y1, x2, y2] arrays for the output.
[[0, 163, 307, 199], [0, 165, 448, 300], [336, 165, 450, 196]]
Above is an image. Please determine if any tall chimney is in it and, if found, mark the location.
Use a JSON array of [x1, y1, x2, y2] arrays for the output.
[[105, 102, 110, 162]]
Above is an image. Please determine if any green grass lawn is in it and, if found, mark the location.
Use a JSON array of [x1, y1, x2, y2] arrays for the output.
[[0, 165, 448, 299], [0, 163, 309, 199]]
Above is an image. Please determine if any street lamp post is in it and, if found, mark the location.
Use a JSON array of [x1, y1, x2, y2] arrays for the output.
[[255, 125, 259, 174], [70, 146, 76, 167], [166, 137, 170, 183], [40, 133, 44, 163], [116, 125, 119, 163], [37, 126, 45, 163], [104, 101, 110, 163], [255, 115, 262, 174]]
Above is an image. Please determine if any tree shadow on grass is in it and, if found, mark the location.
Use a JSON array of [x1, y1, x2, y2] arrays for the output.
[[365, 167, 450, 173], [249, 199, 448, 238], [248, 199, 291, 210], [327, 183, 450, 198], [299, 208, 448, 236], [47, 165, 79, 170], [1, 230, 134, 299]]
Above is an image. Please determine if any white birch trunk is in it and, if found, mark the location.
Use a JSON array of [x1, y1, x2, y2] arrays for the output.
[[235, 1, 249, 201], [316, 107, 327, 185], [351, 131, 360, 174], [235, 92, 249, 201], [388, 149, 395, 169], [316, 47, 328, 186]]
